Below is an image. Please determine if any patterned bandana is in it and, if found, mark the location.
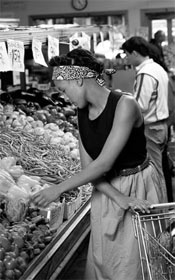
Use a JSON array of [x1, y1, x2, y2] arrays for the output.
[[52, 65, 116, 87]]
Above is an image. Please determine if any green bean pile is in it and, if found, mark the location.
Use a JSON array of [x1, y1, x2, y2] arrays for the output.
[[0, 128, 80, 182]]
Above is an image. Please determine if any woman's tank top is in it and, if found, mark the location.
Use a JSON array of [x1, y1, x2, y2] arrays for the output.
[[78, 91, 147, 173]]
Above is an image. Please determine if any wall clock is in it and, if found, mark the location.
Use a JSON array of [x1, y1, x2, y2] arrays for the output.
[[71, 0, 88, 11]]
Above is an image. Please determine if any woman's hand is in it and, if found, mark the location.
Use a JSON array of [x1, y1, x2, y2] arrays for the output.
[[121, 196, 152, 213], [32, 185, 60, 208]]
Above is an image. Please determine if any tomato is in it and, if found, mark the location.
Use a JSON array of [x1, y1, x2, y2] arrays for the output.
[[5, 269, 15, 279], [5, 251, 16, 259], [13, 235, 24, 249], [18, 261, 27, 273], [0, 260, 5, 273], [14, 268, 22, 278], [11, 243, 19, 257], [16, 256, 27, 272], [4, 257, 17, 270], [0, 236, 11, 252], [16, 256, 24, 266], [0, 248, 5, 260], [20, 251, 29, 262]]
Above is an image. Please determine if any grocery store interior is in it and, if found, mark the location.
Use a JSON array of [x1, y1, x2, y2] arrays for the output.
[[0, 0, 175, 279]]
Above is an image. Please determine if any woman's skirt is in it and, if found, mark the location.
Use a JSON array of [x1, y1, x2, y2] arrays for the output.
[[84, 162, 161, 280]]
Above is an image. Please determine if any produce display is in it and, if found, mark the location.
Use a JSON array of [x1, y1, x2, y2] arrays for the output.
[[0, 151, 86, 279], [0, 86, 92, 279], [0, 209, 57, 280], [0, 156, 61, 279], [0, 92, 79, 161]]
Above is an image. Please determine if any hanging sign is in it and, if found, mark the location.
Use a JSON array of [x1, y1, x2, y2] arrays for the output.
[[48, 35, 59, 61], [7, 39, 25, 72], [32, 38, 48, 67], [0, 42, 11, 72], [99, 31, 104, 42], [93, 33, 97, 52], [69, 32, 91, 51]]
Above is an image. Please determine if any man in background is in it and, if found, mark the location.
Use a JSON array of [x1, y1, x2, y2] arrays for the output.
[[150, 31, 175, 201], [122, 36, 169, 203], [149, 30, 169, 72]]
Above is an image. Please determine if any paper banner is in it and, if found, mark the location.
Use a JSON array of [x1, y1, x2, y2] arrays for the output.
[[7, 39, 25, 72], [99, 31, 104, 42], [93, 33, 97, 52], [69, 32, 91, 51], [0, 42, 11, 72], [48, 35, 59, 61], [32, 38, 48, 67]]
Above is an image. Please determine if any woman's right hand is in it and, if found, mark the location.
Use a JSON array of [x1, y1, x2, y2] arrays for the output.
[[120, 196, 152, 213]]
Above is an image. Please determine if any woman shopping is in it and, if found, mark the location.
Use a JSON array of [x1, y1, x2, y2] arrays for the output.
[[32, 48, 161, 280]]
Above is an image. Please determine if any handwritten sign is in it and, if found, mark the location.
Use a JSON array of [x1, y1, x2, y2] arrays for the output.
[[7, 39, 25, 72], [0, 42, 11, 72], [32, 38, 47, 67], [48, 35, 59, 61]]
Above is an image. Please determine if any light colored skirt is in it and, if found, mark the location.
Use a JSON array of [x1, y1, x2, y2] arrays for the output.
[[84, 162, 161, 280]]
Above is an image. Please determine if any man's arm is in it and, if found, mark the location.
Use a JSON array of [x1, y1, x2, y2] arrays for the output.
[[134, 73, 157, 113]]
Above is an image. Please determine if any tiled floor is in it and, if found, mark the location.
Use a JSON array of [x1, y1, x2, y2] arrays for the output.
[[57, 234, 89, 280]]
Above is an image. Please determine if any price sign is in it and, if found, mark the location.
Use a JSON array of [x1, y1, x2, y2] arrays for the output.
[[7, 39, 25, 72], [48, 35, 59, 61], [0, 42, 11, 72], [32, 38, 48, 67]]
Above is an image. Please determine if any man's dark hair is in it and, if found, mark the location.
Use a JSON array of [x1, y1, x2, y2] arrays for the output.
[[121, 36, 150, 57]]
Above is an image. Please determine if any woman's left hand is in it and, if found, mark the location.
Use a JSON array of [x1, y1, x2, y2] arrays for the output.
[[31, 185, 60, 208]]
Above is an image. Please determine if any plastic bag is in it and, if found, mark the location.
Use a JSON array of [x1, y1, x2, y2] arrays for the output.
[[0, 170, 16, 197], [0, 156, 16, 171], [5, 185, 29, 222]]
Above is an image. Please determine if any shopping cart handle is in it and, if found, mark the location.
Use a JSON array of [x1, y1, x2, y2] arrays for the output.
[[150, 202, 175, 210]]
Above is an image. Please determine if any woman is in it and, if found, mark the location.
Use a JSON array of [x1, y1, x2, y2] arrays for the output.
[[32, 48, 161, 280]]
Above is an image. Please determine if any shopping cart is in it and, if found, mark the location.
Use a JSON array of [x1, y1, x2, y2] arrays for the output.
[[132, 202, 175, 280]]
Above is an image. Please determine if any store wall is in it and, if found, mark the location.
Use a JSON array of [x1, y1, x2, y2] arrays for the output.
[[0, 0, 175, 34]]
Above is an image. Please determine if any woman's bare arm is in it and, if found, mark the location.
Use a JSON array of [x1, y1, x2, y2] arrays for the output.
[[32, 95, 151, 212]]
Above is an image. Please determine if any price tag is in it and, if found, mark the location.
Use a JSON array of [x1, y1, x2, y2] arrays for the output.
[[7, 39, 25, 72], [32, 38, 48, 67], [0, 42, 11, 72], [48, 35, 59, 61]]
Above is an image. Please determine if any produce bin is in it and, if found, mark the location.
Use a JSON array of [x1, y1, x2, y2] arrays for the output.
[[20, 198, 91, 280], [39, 199, 65, 230], [63, 188, 82, 220]]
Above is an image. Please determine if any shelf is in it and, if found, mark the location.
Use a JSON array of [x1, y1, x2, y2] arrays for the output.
[[20, 198, 91, 280], [0, 25, 108, 46]]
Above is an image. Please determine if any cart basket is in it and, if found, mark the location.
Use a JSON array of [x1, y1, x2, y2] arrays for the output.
[[132, 202, 175, 280]]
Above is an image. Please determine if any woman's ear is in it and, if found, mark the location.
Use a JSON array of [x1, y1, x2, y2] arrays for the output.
[[133, 50, 138, 57], [76, 78, 83, 87]]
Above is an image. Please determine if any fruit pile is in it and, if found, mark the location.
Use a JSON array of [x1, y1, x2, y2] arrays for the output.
[[0, 206, 56, 280], [0, 104, 79, 161]]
